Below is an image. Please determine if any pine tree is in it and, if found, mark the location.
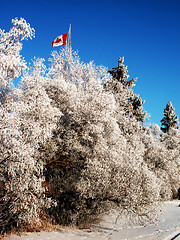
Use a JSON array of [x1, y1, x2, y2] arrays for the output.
[[104, 57, 146, 122], [160, 102, 180, 196], [161, 101, 179, 133], [128, 94, 146, 122], [107, 57, 136, 87]]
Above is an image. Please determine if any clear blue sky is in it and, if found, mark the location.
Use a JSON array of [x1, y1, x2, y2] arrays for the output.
[[1, 0, 180, 126]]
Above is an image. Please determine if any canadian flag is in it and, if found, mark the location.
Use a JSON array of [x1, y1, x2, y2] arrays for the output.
[[52, 32, 68, 48]]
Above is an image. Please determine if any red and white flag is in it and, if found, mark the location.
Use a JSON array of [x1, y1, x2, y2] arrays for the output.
[[52, 32, 68, 48]]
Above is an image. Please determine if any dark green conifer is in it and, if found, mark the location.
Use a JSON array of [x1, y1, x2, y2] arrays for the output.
[[161, 101, 179, 133], [105, 57, 146, 122]]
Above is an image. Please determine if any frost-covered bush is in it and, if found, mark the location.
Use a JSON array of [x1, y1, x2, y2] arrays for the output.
[[142, 126, 180, 200], [0, 19, 59, 231], [0, 18, 36, 230], [0, 18, 34, 88], [38, 48, 162, 226], [160, 128, 180, 197], [1, 18, 177, 232]]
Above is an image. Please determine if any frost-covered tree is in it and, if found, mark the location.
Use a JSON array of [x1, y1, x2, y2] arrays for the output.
[[37, 48, 162, 226], [0, 19, 58, 231], [0, 18, 172, 232], [107, 57, 136, 87], [4, 58, 62, 228], [0, 18, 34, 90], [160, 102, 180, 197], [142, 126, 173, 200], [104, 57, 146, 122], [142, 122, 180, 200], [17, 58, 61, 146], [161, 128, 180, 150], [161, 101, 179, 133], [128, 94, 146, 122], [160, 105, 180, 197]]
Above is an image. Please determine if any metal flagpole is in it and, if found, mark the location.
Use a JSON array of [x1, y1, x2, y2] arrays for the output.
[[68, 24, 71, 51]]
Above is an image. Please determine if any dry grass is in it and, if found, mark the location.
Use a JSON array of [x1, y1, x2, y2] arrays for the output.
[[0, 217, 93, 239], [0, 219, 61, 239]]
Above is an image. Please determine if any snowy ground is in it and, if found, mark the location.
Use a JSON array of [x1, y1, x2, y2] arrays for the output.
[[4, 200, 180, 240]]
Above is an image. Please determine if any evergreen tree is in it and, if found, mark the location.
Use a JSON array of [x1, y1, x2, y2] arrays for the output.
[[107, 57, 136, 88], [104, 57, 146, 122], [128, 94, 146, 122], [160, 103, 180, 198], [161, 101, 179, 133]]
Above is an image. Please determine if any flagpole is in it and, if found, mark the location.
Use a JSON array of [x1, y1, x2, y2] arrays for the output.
[[68, 24, 71, 51]]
